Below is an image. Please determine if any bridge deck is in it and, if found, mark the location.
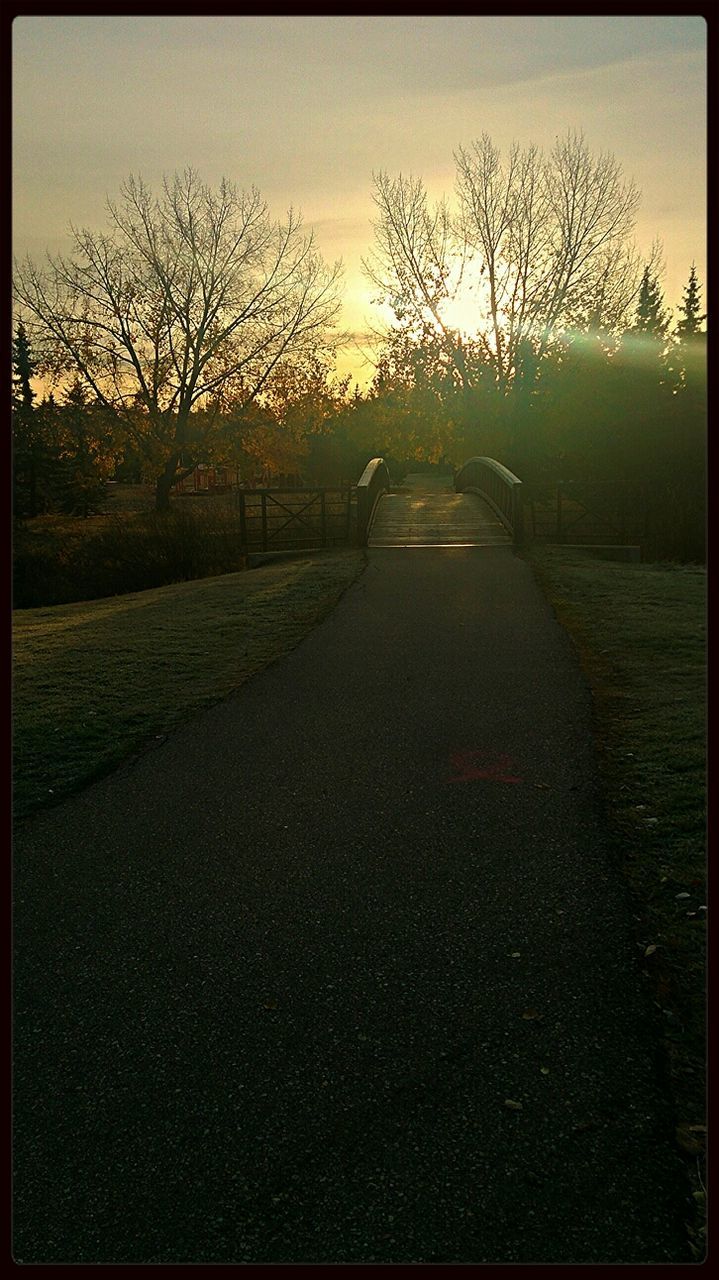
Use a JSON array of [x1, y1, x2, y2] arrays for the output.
[[368, 472, 510, 547]]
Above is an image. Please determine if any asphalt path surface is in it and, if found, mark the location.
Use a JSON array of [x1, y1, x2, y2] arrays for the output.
[[13, 544, 690, 1263]]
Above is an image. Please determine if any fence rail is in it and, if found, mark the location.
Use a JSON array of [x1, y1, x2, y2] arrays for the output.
[[526, 481, 638, 545], [525, 479, 705, 563], [236, 487, 355, 551], [224, 466, 703, 563]]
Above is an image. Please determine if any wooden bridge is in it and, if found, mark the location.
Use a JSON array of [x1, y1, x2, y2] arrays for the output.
[[234, 457, 524, 554], [366, 473, 508, 547], [235, 456, 686, 560], [358, 456, 524, 549]]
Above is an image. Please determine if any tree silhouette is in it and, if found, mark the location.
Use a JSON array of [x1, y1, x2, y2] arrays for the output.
[[364, 132, 647, 393], [675, 264, 705, 338], [633, 266, 669, 336], [12, 322, 47, 518], [12, 322, 35, 414], [15, 170, 343, 511]]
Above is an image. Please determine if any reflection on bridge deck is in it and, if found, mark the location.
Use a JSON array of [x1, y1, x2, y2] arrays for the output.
[[368, 473, 510, 547]]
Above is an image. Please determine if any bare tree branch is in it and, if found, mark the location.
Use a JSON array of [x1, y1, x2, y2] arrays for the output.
[[14, 170, 343, 508], [365, 132, 646, 392]]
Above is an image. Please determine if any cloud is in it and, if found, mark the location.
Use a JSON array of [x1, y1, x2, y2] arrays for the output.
[[13, 15, 705, 343]]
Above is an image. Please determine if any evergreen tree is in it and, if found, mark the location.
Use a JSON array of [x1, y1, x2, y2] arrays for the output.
[[675, 264, 706, 338], [633, 266, 670, 336], [12, 322, 43, 518], [54, 380, 110, 516], [12, 322, 36, 413]]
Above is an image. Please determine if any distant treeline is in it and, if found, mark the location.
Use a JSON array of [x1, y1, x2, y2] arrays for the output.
[[12, 151, 706, 562], [13, 305, 706, 544]]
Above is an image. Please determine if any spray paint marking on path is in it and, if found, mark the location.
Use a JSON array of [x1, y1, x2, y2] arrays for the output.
[[446, 750, 523, 784]]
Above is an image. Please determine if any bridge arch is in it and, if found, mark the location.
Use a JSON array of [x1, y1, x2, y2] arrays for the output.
[[454, 457, 525, 548]]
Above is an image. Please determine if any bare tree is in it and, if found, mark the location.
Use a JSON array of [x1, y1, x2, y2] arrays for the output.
[[14, 170, 343, 509], [362, 171, 473, 390], [365, 133, 650, 391], [537, 134, 641, 335]]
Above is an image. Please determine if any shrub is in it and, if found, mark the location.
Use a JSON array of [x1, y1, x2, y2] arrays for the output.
[[13, 506, 248, 608]]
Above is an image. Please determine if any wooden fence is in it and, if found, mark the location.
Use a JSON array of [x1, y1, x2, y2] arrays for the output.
[[525, 480, 705, 563], [236, 487, 356, 551]]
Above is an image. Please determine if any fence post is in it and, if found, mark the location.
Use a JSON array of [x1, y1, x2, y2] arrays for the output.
[[345, 485, 352, 542], [512, 483, 525, 548], [619, 483, 627, 544], [320, 491, 327, 546], [238, 490, 247, 551], [261, 492, 268, 551]]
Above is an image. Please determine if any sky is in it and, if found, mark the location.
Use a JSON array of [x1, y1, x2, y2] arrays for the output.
[[12, 15, 707, 387]]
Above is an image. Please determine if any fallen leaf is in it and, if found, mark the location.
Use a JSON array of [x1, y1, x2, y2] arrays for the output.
[[644, 944, 657, 956], [510, 951, 521, 958], [675, 892, 690, 900], [521, 1008, 542, 1021], [676, 1125, 704, 1154], [504, 1099, 523, 1111], [263, 1000, 278, 1010], [540, 1066, 550, 1075]]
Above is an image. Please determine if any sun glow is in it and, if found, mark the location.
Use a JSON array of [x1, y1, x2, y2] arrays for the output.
[[437, 262, 491, 342]]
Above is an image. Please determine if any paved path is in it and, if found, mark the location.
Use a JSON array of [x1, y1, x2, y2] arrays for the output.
[[13, 526, 690, 1262], [369, 472, 509, 546]]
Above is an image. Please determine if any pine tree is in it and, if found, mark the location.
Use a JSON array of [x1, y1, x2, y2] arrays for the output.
[[675, 264, 706, 338], [55, 380, 109, 516], [12, 322, 40, 517], [634, 266, 670, 336], [12, 325, 66, 518], [12, 322, 36, 413]]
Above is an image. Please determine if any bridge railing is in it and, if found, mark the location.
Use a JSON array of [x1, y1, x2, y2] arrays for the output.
[[454, 456, 525, 548], [356, 457, 391, 546]]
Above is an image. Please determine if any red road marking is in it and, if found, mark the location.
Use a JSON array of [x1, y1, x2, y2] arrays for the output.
[[447, 750, 522, 784]]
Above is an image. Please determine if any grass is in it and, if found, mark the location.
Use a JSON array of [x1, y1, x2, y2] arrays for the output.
[[13, 550, 365, 820], [529, 547, 706, 1256]]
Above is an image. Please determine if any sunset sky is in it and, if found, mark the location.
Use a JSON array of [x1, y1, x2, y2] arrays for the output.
[[12, 15, 707, 387]]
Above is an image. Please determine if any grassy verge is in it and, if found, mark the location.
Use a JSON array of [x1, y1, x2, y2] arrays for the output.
[[529, 547, 706, 1256], [13, 551, 365, 820]]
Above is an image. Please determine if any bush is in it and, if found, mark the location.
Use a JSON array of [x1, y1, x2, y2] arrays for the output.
[[55, 463, 108, 517], [13, 506, 248, 608]]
